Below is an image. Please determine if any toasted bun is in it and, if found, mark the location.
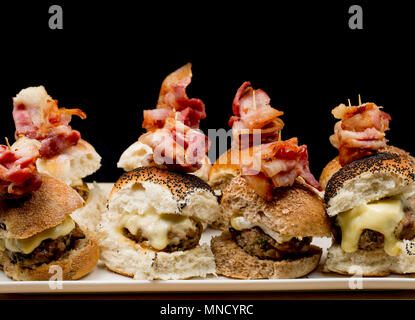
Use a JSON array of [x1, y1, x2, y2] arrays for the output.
[[220, 175, 331, 237], [211, 231, 321, 279], [117, 140, 211, 181], [0, 231, 99, 280], [109, 166, 220, 224], [97, 213, 215, 280], [319, 156, 341, 190], [71, 183, 108, 235], [0, 174, 84, 239], [37, 139, 101, 187], [208, 149, 241, 191], [325, 152, 415, 217], [324, 242, 415, 276]]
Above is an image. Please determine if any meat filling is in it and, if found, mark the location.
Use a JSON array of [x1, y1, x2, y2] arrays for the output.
[[73, 182, 90, 201], [230, 227, 312, 261], [123, 220, 203, 253], [6, 225, 85, 269]]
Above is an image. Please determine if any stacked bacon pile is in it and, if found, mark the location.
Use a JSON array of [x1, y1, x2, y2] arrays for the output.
[[118, 63, 211, 177]]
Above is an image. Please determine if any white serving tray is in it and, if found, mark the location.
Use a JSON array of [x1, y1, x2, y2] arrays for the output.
[[1, 183, 415, 293]]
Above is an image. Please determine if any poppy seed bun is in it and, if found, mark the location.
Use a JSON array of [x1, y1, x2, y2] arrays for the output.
[[220, 175, 331, 237], [324, 242, 415, 276], [0, 173, 84, 239], [208, 148, 241, 191], [0, 231, 99, 281], [117, 140, 211, 182], [37, 139, 101, 187], [320, 146, 415, 190], [211, 231, 322, 279], [325, 152, 415, 217], [97, 166, 220, 280]]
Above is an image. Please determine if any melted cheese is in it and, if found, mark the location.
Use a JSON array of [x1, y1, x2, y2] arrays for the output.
[[337, 198, 404, 256], [0, 216, 75, 254], [230, 214, 293, 243], [121, 212, 195, 250]]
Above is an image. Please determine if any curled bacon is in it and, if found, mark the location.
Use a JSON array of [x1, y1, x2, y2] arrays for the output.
[[0, 138, 42, 198], [240, 138, 321, 200], [139, 119, 210, 173], [142, 63, 206, 131], [329, 102, 391, 166], [12, 86, 86, 159], [229, 82, 284, 149]]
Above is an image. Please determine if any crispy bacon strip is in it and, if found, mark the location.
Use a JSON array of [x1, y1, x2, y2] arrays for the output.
[[142, 63, 206, 131], [139, 119, 210, 173], [229, 82, 284, 149], [329, 102, 391, 166], [240, 138, 321, 200], [0, 138, 42, 198]]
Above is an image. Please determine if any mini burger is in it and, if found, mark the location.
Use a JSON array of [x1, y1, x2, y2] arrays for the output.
[[117, 63, 211, 182], [97, 166, 220, 280], [324, 151, 415, 276], [0, 139, 99, 280], [11, 86, 105, 233], [210, 139, 331, 279]]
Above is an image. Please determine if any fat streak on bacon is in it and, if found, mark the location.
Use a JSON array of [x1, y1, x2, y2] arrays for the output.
[[139, 118, 210, 173], [240, 138, 321, 200], [229, 82, 284, 149], [0, 137, 42, 197], [12, 86, 86, 159], [329, 102, 391, 166], [142, 63, 206, 131]]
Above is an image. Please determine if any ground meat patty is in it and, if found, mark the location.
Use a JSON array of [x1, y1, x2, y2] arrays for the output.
[[123, 220, 203, 253], [358, 229, 384, 250], [73, 182, 90, 201], [6, 225, 85, 269], [395, 213, 415, 240], [229, 227, 312, 261]]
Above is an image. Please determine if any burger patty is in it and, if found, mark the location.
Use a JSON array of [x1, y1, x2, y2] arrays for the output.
[[73, 182, 90, 201], [123, 220, 203, 253], [333, 211, 415, 250], [6, 225, 85, 269], [229, 227, 312, 261]]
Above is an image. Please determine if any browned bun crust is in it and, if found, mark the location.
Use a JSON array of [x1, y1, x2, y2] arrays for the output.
[[110, 166, 215, 200], [0, 173, 84, 239], [324, 151, 415, 205], [379, 145, 415, 167], [208, 149, 241, 191], [319, 156, 341, 190], [221, 175, 331, 237], [211, 231, 322, 279], [0, 232, 99, 281]]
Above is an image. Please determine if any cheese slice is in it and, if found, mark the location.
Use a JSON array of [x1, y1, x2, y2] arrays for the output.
[[121, 212, 195, 250], [230, 214, 293, 243], [0, 216, 75, 254], [337, 197, 404, 256]]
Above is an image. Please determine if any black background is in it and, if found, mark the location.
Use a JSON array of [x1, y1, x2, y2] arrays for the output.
[[1, 1, 413, 183]]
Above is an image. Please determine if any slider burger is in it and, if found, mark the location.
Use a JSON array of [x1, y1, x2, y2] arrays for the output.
[[118, 63, 211, 182], [320, 100, 395, 189], [97, 166, 220, 280], [211, 138, 331, 279], [0, 139, 99, 280], [11, 86, 105, 233], [323, 151, 415, 276]]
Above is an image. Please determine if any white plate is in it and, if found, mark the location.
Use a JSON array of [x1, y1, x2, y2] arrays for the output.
[[1, 183, 415, 293]]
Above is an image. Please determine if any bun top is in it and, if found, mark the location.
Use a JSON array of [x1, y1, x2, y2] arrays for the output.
[[221, 175, 331, 237], [0, 174, 84, 239], [325, 152, 415, 216], [109, 166, 220, 224], [208, 148, 240, 190]]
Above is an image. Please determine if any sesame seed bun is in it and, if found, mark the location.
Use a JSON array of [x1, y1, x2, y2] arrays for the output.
[[0, 173, 84, 239]]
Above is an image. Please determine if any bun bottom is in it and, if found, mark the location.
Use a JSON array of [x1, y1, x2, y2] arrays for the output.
[[324, 243, 415, 276], [210, 231, 322, 279], [0, 235, 99, 281]]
